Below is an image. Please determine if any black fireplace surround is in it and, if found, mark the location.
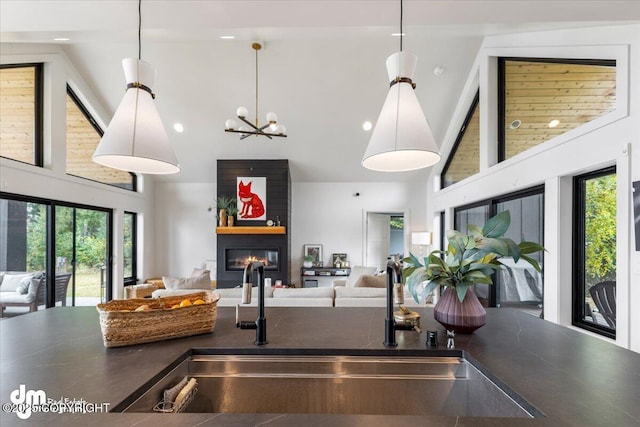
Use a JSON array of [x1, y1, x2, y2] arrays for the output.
[[216, 159, 291, 288]]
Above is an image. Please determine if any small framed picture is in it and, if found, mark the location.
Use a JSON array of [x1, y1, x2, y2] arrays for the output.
[[332, 253, 347, 266], [304, 244, 323, 266]]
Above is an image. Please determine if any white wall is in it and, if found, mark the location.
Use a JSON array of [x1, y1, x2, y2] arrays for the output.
[[427, 24, 640, 352], [153, 181, 427, 287], [0, 44, 157, 298], [291, 182, 426, 285], [153, 183, 218, 278]]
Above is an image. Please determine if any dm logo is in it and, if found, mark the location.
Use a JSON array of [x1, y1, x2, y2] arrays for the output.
[[10, 384, 46, 420]]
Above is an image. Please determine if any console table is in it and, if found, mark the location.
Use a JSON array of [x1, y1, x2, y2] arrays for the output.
[[301, 267, 351, 288]]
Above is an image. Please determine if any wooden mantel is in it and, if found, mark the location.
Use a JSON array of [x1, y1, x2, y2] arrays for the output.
[[216, 226, 286, 235]]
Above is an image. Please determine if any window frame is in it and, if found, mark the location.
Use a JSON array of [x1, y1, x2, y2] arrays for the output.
[[497, 57, 617, 163], [453, 185, 545, 307], [65, 85, 137, 191], [440, 90, 480, 189], [0, 63, 44, 167], [123, 211, 138, 287], [572, 166, 616, 339]]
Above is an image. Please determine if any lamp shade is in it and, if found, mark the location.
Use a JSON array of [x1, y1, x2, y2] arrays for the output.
[[412, 231, 432, 246], [93, 58, 180, 174], [362, 51, 441, 172]]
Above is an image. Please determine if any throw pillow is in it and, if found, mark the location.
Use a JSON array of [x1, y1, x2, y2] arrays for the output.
[[16, 277, 31, 295], [0, 273, 34, 293], [353, 274, 386, 288], [190, 268, 210, 278], [163, 271, 211, 290]]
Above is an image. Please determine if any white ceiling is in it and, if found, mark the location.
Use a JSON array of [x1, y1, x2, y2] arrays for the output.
[[2, 1, 639, 183]]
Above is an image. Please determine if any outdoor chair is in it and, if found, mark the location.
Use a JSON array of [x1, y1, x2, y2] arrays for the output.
[[589, 280, 616, 329]]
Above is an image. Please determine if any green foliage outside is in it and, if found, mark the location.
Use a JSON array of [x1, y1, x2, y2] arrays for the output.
[[26, 205, 108, 273], [585, 174, 616, 286], [390, 216, 404, 230]]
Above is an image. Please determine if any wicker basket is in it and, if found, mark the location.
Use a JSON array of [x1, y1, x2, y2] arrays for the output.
[[96, 291, 220, 348]]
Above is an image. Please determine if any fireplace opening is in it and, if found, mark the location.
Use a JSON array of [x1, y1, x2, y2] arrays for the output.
[[225, 248, 280, 271]]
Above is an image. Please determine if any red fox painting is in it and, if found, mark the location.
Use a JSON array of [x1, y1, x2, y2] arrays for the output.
[[238, 180, 265, 219]]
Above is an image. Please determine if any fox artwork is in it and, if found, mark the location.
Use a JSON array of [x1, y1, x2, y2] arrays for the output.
[[237, 179, 266, 220]]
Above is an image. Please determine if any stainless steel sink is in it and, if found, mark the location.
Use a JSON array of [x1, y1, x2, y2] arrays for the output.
[[121, 353, 540, 417]]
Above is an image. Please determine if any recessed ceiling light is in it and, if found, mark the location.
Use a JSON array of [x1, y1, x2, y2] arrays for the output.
[[433, 65, 445, 76], [548, 119, 560, 128], [509, 119, 522, 130], [173, 123, 184, 133], [53, 37, 70, 41], [362, 121, 373, 131], [391, 33, 406, 37], [220, 35, 235, 40]]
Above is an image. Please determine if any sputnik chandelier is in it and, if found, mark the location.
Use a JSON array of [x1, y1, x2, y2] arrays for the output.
[[225, 43, 287, 140]]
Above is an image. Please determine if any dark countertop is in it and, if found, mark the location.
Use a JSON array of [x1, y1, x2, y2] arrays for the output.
[[1, 306, 639, 426]]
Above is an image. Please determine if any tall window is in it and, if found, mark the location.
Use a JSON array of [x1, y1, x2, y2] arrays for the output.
[[441, 92, 480, 188], [454, 186, 544, 314], [66, 86, 136, 190], [499, 58, 616, 161], [123, 212, 137, 286], [0, 64, 43, 166], [573, 167, 616, 338]]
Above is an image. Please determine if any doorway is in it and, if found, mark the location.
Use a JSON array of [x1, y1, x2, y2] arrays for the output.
[[365, 211, 408, 271]]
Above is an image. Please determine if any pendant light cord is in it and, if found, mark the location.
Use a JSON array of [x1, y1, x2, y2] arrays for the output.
[[400, 0, 403, 51], [138, 0, 142, 60]]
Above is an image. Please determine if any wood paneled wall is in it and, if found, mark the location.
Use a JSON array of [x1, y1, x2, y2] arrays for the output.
[[0, 66, 37, 164]]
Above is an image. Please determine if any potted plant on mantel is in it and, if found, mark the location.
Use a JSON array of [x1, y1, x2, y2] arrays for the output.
[[216, 196, 232, 227], [403, 210, 545, 334], [226, 199, 238, 227]]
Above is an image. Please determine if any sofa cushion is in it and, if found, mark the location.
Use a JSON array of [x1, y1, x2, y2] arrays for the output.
[[0, 293, 32, 304], [335, 287, 387, 298], [163, 270, 212, 290], [0, 273, 34, 293], [353, 274, 386, 288], [273, 287, 334, 299], [344, 266, 377, 287]]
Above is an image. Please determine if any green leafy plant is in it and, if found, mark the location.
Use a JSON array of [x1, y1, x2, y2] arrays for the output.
[[225, 198, 238, 218], [403, 210, 545, 303], [215, 195, 233, 211]]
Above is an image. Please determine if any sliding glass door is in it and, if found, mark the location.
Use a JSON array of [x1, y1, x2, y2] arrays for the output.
[[55, 206, 110, 306]]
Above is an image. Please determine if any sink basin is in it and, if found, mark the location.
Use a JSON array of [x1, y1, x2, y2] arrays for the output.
[[119, 352, 541, 418]]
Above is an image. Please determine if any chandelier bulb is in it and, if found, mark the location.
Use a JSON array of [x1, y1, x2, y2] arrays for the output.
[[225, 119, 237, 130], [236, 106, 249, 119], [266, 111, 278, 123]]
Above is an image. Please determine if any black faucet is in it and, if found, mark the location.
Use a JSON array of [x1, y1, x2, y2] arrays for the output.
[[384, 260, 402, 347], [238, 261, 268, 345]]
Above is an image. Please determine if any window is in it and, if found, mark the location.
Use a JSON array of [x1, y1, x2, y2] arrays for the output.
[[499, 58, 616, 161], [573, 167, 616, 338], [66, 86, 136, 190], [0, 64, 43, 166], [123, 212, 137, 286], [454, 186, 544, 314], [441, 92, 480, 188]]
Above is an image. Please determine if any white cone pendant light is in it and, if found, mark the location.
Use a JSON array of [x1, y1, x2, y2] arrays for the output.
[[92, 0, 179, 175], [362, 0, 441, 172], [93, 58, 179, 174], [362, 51, 440, 172]]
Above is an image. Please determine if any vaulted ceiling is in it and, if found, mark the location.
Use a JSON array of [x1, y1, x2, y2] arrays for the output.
[[2, 1, 638, 183]]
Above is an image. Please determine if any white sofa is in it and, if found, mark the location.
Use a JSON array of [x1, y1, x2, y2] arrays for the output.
[[149, 263, 426, 308]]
